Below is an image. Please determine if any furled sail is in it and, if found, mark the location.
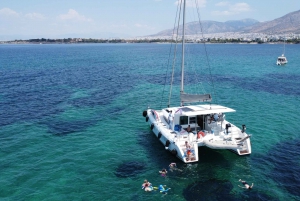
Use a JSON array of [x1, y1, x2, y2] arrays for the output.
[[180, 93, 212, 103]]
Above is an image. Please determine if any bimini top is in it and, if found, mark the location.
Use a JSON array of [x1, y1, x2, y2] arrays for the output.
[[180, 93, 212, 103], [167, 104, 236, 116]]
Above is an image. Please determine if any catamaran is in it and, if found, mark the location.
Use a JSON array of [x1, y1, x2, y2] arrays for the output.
[[142, 0, 251, 163]]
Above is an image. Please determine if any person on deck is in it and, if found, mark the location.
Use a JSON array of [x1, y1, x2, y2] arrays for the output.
[[168, 110, 174, 130], [213, 113, 219, 121], [185, 141, 191, 149], [186, 125, 192, 133]]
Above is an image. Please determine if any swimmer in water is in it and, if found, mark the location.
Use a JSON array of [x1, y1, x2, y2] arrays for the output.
[[142, 180, 153, 191], [158, 185, 171, 194], [238, 179, 254, 189], [159, 168, 167, 177], [169, 162, 182, 172]]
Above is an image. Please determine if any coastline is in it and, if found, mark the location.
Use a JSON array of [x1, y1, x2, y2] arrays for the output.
[[1, 40, 298, 45]]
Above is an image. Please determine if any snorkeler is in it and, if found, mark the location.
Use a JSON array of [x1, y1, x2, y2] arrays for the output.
[[169, 162, 176, 167], [238, 179, 254, 189], [158, 185, 171, 194], [169, 162, 182, 172]]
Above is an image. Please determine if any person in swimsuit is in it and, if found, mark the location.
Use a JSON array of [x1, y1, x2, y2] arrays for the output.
[[142, 179, 153, 191], [159, 168, 167, 177], [238, 179, 254, 189]]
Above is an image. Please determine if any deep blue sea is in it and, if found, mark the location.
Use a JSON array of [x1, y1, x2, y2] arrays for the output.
[[0, 43, 299, 201]]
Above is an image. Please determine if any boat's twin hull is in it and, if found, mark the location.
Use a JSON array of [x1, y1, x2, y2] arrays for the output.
[[144, 108, 251, 163], [146, 110, 199, 163]]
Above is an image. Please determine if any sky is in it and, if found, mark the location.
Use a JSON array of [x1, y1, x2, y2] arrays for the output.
[[0, 0, 299, 41]]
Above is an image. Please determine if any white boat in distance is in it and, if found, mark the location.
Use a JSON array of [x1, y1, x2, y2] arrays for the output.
[[276, 54, 288, 65], [142, 0, 251, 163], [277, 38, 288, 65]]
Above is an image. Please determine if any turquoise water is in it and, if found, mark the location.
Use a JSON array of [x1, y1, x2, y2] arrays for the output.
[[0, 43, 299, 201]]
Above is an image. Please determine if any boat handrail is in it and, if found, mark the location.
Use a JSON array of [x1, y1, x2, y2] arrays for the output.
[[151, 109, 161, 122]]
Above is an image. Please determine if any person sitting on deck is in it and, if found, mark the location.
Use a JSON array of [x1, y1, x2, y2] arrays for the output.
[[186, 125, 192, 133], [209, 113, 219, 123], [185, 141, 191, 149], [214, 113, 219, 121], [186, 148, 194, 161]]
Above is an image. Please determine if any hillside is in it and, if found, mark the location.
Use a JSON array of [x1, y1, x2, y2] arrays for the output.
[[244, 10, 300, 34], [149, 10, 300, 36], [152, 19, 259, 36]]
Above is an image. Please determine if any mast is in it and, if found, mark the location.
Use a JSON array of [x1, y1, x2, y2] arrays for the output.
[[180, 0, 186, 106], [283, 37, 286, 56], [178, 0, 212, 104]]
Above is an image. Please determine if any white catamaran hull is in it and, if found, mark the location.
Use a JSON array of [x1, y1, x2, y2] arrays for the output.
[[143, 105, 251, 163], [145, 109, 199, 163]]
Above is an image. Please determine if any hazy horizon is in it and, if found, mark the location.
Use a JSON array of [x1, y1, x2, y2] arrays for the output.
[[1, 0, 300, 41]]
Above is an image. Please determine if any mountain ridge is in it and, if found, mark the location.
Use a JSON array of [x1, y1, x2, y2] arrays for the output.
[[244, 10, 300, 34], [149, 10, 300, 37]]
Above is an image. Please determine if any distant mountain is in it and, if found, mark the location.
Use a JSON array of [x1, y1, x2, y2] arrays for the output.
[[151, 19, 259, 36], [244, 10, 300, 34], [149, 10, 300, 36]]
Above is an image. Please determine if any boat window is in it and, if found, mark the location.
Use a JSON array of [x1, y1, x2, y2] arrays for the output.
[[189, 117, 196, 124], [180, 116, 188, 125]]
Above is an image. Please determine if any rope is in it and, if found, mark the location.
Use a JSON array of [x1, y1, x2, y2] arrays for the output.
[[194, 0, 218, 104], [160, 0, 182, 109], [169, 0, 183, 107]]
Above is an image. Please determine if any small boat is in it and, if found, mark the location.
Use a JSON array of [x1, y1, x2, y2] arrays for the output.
[[142, 0, 251, 163], [276, 38, 288, 65], [276, 54, 288, 65]]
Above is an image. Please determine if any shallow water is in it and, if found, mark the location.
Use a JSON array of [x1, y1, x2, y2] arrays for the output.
[[0, 43, 299, 200]]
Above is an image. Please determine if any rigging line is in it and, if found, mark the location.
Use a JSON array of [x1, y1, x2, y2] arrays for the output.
[[168, 0, 183, 107], [195, 0, 218, 104], [186, 48, 207, 96], [186, 1, 206, 96], [192, 3, 207, 95], [160, 0, 181, 109]]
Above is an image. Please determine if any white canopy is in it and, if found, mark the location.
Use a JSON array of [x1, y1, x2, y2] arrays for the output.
[[180, 93, 212, 103]]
